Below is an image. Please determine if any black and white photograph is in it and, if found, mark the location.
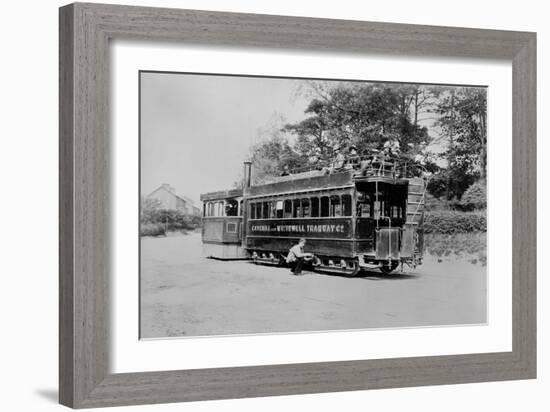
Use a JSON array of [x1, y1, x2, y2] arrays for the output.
[[0, 0, 544, 409], [139, 72, 488, 339]]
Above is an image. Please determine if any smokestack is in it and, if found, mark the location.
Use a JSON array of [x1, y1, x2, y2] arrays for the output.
[[243, 161, 252, 189]]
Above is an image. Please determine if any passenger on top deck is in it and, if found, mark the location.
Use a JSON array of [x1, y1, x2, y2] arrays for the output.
[[346, 145, 360, 169], [333, 147, 346, 170], [330, 145, 360, 174], [383, 139, 401, 158], [354, 148, 381, 177]]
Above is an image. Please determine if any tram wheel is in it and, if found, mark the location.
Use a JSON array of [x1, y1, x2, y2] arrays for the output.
[[312, 256, 322, 268], [343, 262, 361, 278], [379, 262, 399, 275]]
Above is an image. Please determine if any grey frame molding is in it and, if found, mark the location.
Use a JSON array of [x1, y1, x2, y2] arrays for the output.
[[59, 2, 536, 408]]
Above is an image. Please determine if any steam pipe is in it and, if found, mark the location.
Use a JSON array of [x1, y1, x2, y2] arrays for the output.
[[243, 161, 252, 188]]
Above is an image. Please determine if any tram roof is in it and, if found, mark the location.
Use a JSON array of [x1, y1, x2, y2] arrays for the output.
[[200, 187, 243, 202], [245, 169, 354, 198]]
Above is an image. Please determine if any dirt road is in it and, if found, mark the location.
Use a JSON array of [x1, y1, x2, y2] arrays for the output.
[[140, 232, 486, 338]]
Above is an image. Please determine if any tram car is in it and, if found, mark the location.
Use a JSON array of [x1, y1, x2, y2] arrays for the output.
[[201, 156, 426, 276]]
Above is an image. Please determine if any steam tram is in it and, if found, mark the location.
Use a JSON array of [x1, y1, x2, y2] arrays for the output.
[[201, 156, 426, 276]]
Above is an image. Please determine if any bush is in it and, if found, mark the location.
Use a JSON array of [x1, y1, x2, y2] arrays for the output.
[[423, 210, 486, 234], [425, 232, 486, 266], [140, 223, 166, 237], [140, 198, 202, 234], [459, 181, 487, 211], [153, 209, 202, 231], [424, 193, 453, 211], [426, 170, 478, 201]]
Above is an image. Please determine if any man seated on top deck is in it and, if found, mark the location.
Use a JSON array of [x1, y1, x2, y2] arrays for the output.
[[327, 145, 361, 174], [354, 141, 402, 178], [346, 145, 361, 168], [382, 139, 401, 158]]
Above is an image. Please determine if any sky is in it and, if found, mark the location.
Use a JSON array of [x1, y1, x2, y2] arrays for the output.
[[140, 72, 311, 205]]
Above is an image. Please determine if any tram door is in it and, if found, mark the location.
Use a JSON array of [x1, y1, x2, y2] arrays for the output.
[[355, 181, 407, 258], [202, 197, 247, 259]]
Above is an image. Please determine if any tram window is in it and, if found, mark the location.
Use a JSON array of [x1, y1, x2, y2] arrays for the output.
[[330, 196, 341, 217], [270, 201, 277, 218], [225, 199, 238, 216], [301, 198, 310, 217], [390, 204, 404, 219], [357, 202, 371, 217], [283, 199, 292, 218], [292, 199, 301, 218], [275, 200, 284, 218], [262, 202, 271, 219], [320, 196, 330, 217], [342, 194, 352, 216], [239, 200, 243, 216], [373, 201, 383, 220], [310, 197, 319, 217], [250, 203, 256, 219], [390, 205, 399, 218]]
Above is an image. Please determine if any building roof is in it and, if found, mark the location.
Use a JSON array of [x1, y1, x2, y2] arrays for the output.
[[147, 185, 198, 207]]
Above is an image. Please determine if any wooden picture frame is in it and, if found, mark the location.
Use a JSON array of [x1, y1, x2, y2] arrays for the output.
[[59, 2, 536, 408]]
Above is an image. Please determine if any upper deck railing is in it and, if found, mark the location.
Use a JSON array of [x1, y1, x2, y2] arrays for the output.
[[275, 154, 427, 183]]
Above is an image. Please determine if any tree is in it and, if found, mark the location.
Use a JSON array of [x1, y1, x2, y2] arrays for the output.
[[434, 87, 487, 182], [140, 196, 162, 224], [284, 83, 432, 162], [242, 116, 306, 185]]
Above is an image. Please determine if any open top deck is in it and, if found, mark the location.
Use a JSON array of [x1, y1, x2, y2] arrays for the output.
[[246, 155, 422, 199]]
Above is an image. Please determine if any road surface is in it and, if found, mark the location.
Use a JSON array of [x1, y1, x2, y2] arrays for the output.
[[140, 232, 486, 338]]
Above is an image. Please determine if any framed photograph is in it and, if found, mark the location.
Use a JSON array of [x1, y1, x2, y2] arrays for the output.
[[59, 2, 536, 408]]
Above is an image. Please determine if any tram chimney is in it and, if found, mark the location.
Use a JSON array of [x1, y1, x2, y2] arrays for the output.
[[243, 161, 252, 188]]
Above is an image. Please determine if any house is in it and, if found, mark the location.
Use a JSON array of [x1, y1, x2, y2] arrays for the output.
[[146, 184, 201, 216]]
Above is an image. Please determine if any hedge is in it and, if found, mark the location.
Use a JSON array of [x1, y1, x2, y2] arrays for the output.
[[140, 223, 166, 237], [141, 207, 202, 234], [423, 210, 486, 234]]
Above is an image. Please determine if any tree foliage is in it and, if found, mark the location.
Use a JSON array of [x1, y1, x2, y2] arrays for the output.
[[284, 83, 431, 162], [248, 133, 305, 185], [430, 87, 487, 200], [459, 181, 487, 211], [244, 82, 487, 206]]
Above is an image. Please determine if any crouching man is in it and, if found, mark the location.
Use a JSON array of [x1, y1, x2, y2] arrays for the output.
[[286, 238, 314, 275]]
